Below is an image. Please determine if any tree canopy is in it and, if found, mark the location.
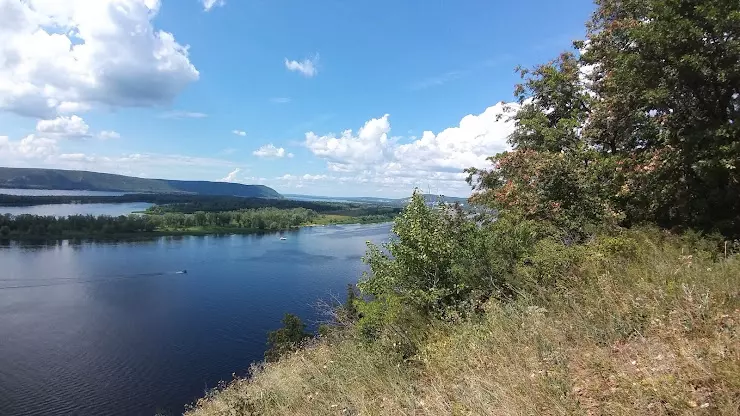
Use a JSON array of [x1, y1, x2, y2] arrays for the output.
[[467, 0, 740, 237]]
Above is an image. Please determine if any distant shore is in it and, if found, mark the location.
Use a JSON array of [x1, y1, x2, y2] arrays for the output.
[[0, 217, 393, 242]]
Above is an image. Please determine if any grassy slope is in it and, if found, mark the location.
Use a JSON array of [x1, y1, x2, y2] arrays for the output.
[[186, 231, 740, 415]]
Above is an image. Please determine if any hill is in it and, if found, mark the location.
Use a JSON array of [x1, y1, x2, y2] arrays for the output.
[[0, 167, 282, 198], [185, 227, 740, 415]]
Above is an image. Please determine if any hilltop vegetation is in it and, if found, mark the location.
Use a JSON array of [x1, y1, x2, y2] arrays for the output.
[[0, 167, 282, 198], [185, 0, 740, 415], [0, 208, 397, 239], [187, 225, 740, 415], [284, 193, 469, 207]]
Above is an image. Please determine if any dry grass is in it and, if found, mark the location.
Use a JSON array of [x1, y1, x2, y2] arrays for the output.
[[186, 231, 740, 416]]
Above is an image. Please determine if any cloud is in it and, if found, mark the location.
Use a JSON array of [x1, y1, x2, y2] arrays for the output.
[[202, 0, 225, 11], [284, 55, 319, 77], [301, 174, 327, 181], [99, 130, 121, 140], [220, 168, 241, 182], [302, 102, 517, 195], [0, 0, 199, 119], [36, 115, 91, 138], [253, 144, 289, 158], [0, 134, 58, 159], [232, 130, 247, 136], [304, 114, 393, 168], [270, 97, 292, 104], [160, 111, 208, 119], [59, 153, 95, 162]]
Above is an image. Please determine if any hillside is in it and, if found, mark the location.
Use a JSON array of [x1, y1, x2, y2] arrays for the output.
[[185, 227, 740, 415], [0, 167, 282, 198], [284, 193, 469, 207]]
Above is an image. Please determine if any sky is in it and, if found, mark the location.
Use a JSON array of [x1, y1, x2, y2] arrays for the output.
[[0, 0, 595, 197]]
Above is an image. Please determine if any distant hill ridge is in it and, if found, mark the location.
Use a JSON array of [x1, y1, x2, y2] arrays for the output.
[[0, 167, 282, 198], [285, 193, 469, 206]]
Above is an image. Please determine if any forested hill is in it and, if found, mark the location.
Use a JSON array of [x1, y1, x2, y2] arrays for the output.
[[0, 167, 282, 198], [284, 193, 469, 207]]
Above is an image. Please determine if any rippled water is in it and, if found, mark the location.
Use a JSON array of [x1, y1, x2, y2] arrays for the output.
[[0, 188, 149, 217], [0, 203, 154, 217], [0, 223, 391, 416]]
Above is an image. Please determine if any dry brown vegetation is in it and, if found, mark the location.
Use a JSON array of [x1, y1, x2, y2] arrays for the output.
[[185, 230, 740, 416]]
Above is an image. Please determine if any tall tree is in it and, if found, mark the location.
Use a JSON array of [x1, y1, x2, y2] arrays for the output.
[[584, 0, 740, 233]]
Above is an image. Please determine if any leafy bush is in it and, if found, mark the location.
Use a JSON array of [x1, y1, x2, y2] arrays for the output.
[[264, 314, 311, 362]]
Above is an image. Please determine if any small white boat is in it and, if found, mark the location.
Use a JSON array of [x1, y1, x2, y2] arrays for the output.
[[279, 237, 287, 241]]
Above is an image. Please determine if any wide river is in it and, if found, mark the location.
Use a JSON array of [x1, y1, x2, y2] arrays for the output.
[[0, 223, 391, 416], [0, 188, 152, 216]]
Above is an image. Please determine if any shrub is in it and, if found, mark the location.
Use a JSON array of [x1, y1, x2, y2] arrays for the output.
[[264, 314, 310, 362]]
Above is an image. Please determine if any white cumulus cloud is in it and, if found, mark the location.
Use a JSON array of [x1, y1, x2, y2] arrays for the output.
[[220, 168, 241, 182], [0, 0, 199, 118], [305, 114, 393, 170], [0, 134, 58, 160], [302, 102, 518, 195], [284, 55, 319, 77], [99, 130, 121, 140], [232, 130, 247, 136], [36, 115, 90, 138], [253, 144, 289, 158]]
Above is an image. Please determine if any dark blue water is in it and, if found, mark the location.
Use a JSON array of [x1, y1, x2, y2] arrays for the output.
[[0, 223, 391, 416], [0, 188, 151, 216], [0, 203, 153, 217]]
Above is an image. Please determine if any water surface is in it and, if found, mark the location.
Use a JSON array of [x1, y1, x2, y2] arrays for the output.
[[0, 203, 153, 217], [0, 223, 391, 416]]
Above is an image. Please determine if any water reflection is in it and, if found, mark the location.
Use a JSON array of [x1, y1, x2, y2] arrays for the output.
[[0, 223, 392, 416]]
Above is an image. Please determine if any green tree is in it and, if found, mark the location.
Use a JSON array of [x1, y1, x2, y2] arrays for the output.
[[359, 191, 497, 315], [264, 313, 311, 362], [583, 0, 740, 234], [470, 0, 740, 237], [0, 225, 10, 237], [466, 53, 615, 233]]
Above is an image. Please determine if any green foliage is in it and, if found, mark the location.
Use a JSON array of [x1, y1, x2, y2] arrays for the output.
[[264, 314, 311, 363], [583, 0, 740, 235], [358, 192, 486, 314], [343, 284, 359, 322], [513, 238, 585, 292], [0, 225, 9, 237], [468, 0, 740, 238], [0, 207, 319, 238], [357, 192, 565, 331]]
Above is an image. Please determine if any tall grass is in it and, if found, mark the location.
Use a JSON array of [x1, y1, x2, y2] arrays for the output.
[[185, 230, 740, 415]]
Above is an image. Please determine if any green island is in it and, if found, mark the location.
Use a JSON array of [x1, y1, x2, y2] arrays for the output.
[[182, 1, 740, 415], [0, 203, 400, 240]]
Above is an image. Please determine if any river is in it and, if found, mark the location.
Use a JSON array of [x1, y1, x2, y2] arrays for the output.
[[0, 223, 391, 416], [0, 188, 151, 216]]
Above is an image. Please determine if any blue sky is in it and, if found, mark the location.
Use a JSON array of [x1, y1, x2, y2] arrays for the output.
[[0, 0, 594, 197]]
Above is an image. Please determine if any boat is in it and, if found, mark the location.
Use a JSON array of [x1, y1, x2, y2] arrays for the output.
[[279, 237, 287, 241]]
